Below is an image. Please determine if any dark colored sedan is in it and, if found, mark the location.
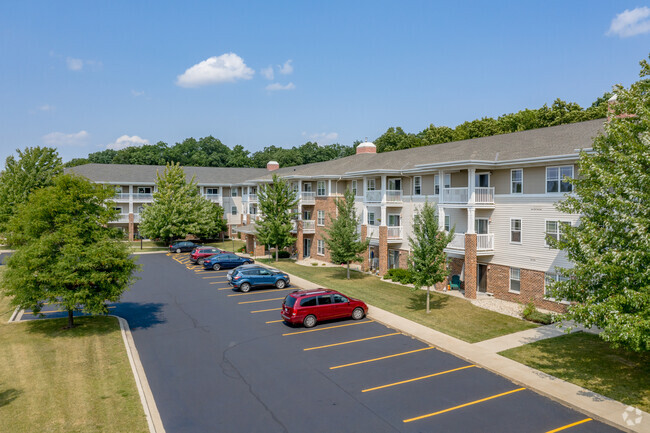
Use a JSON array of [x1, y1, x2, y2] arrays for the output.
[[203, 253, 254, 271], [169, 241, 200, 253]]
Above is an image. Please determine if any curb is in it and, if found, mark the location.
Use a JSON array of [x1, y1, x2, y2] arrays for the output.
[[7, 307, 20, 323]]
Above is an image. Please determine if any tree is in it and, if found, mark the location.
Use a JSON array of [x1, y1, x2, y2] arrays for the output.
[[408, 202, 454, 314], [0, 174, 138, 328], [138, 163, 225, 242], [0, 146, 63, 235], [194, 202, 227, 240], [550, 56, 650, 352], [255, 174, 298, 261], [323, 189, 370, 279]]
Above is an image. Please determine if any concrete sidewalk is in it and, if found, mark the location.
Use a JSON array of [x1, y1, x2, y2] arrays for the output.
[[280, 267, 649, 433]]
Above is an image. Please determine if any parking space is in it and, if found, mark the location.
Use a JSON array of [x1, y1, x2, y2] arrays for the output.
[[11, 251, 620, 432]]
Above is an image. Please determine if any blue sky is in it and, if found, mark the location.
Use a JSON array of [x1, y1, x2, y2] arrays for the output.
[[0, 1, 649, 164]]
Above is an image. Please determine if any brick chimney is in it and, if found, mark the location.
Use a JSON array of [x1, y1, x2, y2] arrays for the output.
[[356, 139, 376, 154], [267, 160, 280, 171]]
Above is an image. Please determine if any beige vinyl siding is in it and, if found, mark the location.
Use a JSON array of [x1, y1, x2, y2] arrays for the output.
[[421, 174, 436, 195], [523, 167, 545, 194], [450, 171, 468, 187], [491, 169, 511, 194], [402, 177, 412, 195], [444, 208, 468, 233]]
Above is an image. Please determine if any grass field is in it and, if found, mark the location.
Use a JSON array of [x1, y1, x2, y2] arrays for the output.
[[500, 332, 650, 413], [127, 238, 246, 252], [262, 260, 537, 343], [0, 268, 149, 433]]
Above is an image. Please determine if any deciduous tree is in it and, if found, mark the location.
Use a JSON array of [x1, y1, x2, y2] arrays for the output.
[[256, 174, 298, 261]]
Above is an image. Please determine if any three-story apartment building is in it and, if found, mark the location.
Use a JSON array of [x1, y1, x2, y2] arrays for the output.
[[67, 118, 605, 311]]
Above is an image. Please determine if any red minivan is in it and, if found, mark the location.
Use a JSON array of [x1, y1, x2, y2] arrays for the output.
[[281, 289, 367, 328]]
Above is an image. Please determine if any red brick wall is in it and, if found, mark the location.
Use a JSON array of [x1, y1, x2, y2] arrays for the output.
[[360, 225, 369, 271], [486, 263, 567, 313], [378, 226, 388, 276], [311, 196, 338, 263], [464, 234, 477, 299]]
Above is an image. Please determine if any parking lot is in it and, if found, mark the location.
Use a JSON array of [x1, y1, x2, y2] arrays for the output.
[[16, 253, 621, 432]]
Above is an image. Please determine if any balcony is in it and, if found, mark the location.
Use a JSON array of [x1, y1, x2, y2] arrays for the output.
[[114, 193, 130, 201], [365, 191, 381, 203], [133, 193, 153, 201], [115, 213, 130, 223], [302, 220, 315, 233], [444, 233, 494, 255], [367, 225, 403, 242], [248, 194, 258, 203], [386, 190, 402, 204], [440, 187, 494, 205], [203, 193, 222, 203], [301, 191, 316, 204]]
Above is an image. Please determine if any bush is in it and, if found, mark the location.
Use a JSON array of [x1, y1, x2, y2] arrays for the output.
[[311, 263, 318, 266], [522, 302, 554, 325], [277, 250, 291, 259], [237, 246, 246, 253], [383, 268, 415, 284]]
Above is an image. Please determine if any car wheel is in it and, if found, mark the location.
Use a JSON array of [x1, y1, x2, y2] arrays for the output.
[[352, 307, 365, 320], [275, 279, 286, 289], [303, 315, 317, 328], [176, 248, 181, 253], [240, 283, 251, 293], [212, 263, 221, 271], [197, 258, 205, 265]]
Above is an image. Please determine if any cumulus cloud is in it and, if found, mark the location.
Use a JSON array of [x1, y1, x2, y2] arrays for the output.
[[131, 89, 145, 97], [261, 66, 274, 80], [176, 53, 255, 88], [302, 131, 339, 144], [106, 135, 150, 150], [278, 59, 293, 75], [66, 57, 84, 71], [266, 82, 295, 91], [42, 130, 89, 147], [607, 7, 650, 37]]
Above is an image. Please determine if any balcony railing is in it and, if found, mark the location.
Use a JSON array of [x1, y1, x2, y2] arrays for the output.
[[367, 225, 380, 238], [386, 190, 402, 203], [475, 187, 495, 204], [387, 226, 402, 239], [365, 191, 381, 203], [366, 225, 402, 240], [445, 233, 494, 253], [115, 213, 130, 223], [301, 191, 316, 204], [133, 193, 153, 201], [440, 187, 494, 204], [114, 193, 130, 201], [248, 194, 258, 203], [302, 220, 315, 233], [203, 193, 222, 202]]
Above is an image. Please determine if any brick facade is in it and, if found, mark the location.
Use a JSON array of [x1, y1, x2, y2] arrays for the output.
[[360, 225, 369, 271], [378, 226, 388, 276], [296, 220, 304, 260], [464, 234, 477, 299]]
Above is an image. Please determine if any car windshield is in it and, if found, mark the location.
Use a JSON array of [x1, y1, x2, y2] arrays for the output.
[[284, 295, 297, 308]]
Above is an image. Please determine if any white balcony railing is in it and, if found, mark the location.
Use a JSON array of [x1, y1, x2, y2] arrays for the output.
[[446, 233, 465, 249], [475, 187, 495, 204], [442, 188, 468, 204], [115, 213, 130, 223], [114, 193, 130, 201], [386, 190, 402, 203], [203, 194, 222, 202], [248, 194, 258, 203], [365, 191, 381, 203], [134, 214, 141, 223], [301, 191, 316, 204], [133, 193, 153, 201], [445, 233, 494, 252], [302, 220, 315, 233], [367, 225, 380, 239], [387, 226, 402, 239]]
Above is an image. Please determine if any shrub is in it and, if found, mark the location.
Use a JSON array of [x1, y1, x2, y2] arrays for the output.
[[237, 246, 246, 253], [522, 302, 554, 325], [383, 268, 415, 284], [311, 263, 318, 266], [277, 250, 290, 259]]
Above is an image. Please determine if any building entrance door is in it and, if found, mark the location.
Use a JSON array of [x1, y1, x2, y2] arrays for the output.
[[477, 264, 488, 293], [303, 238, 312, 258]]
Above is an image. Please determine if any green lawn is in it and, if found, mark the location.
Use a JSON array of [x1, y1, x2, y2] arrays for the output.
[[263, 260, 537, 343], [500, 332, 650, 413], [125, 238, 246, 252], [0, 268, 149, 433]]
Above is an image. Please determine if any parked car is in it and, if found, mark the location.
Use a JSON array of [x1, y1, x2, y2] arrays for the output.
[[189, 247, 227, 265], [281, 289, 367, 328], [230, 268, 290, 292], [226, 264, 278, 282], [203, 253, 254, 271], [169, 241, 200, 253]]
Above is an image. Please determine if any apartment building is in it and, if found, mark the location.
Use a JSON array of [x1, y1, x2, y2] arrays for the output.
[[67, 118, 605, 311]]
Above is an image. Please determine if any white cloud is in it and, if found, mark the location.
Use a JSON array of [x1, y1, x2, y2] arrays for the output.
[[302, 131, 339, 144], [42, 130, 89, 147], [176, 53, 255, 88], [38, 104, 55, 112], [131, 90, 145, 97], [607, 7, 650, 37], [266, 82, 295, 91], [66, 57, 84, 71], [106, 135, 150, 150], [278, 59, 293, 75], [261, 65, 274, 80]]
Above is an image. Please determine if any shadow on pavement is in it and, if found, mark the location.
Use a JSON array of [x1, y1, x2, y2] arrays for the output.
[[114, 302, 166, 330]]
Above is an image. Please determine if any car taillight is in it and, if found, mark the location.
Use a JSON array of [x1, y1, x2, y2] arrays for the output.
[[233, 276, 241, 280]]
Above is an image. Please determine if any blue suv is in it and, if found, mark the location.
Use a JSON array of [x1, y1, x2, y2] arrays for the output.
[[230, 268, 290, 292]]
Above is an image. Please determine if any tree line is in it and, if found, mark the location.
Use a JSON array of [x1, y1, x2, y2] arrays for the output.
[[64, 95, 610, 168]]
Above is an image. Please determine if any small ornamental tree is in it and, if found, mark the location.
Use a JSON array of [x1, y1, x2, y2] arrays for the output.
[[0, 174, 138, 328], [552, 56, 650, 352], [408, 202, 454, 313], [139, 163, 225, 242], [323, 189, 369, 279], [256, 174, 298, 261]]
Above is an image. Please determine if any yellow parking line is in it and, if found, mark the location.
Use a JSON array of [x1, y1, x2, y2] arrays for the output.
[[202, 276, 227, 279], [238, 297, 285, 305], [362, 365, 476, 392], [282, 321, 372, 336], [228, 288, 294, 297], [330, 347, 435, 370], [304, 333, 401, 351], [217, 287, 232, 290], [403, 387, 526, 423], [266, 319, 284, 324], [544, 418, 592, 433], [251, 308, 282, 313], [211, 282, 230, 286]]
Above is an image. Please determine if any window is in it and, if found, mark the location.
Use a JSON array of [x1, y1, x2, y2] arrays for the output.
[[367, 179, 376, 190], [231, 206, 237, 215], [510, 218, 522, 243], [231, 187, 238, 197], [303, 210, 312, 220], [317, 181, 326, 196], [300, 297, 317, 307], [303, 182, 312, 192], [317, 210, 325, 226], [546, 166, 573, 193], [434, 174, 451, 195], [511, 169, 523, 194], [206, 187, 220, 195], [545, 273, 569, 297], [545, 220, 570, 247], [510, 268, 521, 293], [292, 182, 298, 192], [317, 239, 325, 255], [137, 187, 151, 194], [368, 212, 375, 226], [413, 176, 421, 195], [351, 180, 357, 195], [332, 294, 348, 303], [444, 215, 450, 232], [317, 295, 332, 305]]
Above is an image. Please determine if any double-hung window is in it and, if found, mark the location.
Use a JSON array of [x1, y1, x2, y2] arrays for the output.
[[510, 268, 521, 293], [511, 169, 523, 194], [546, 166, 573, 193], [231, 206, 237, 215], [317, 181, 326, 196], [206, 187, 220, 195], [433, 174, 451, 195], [351, 180, 357, 195], [231, 187, 238, 197], [367, 179, 376, 191], [413, 176, 421, 195], [367, 212, 375, 226], [545, 273, 569, 298], [444, 215, 451, 232], [317, 210, 325, 226], [510, 218, 522, 243], [317, 239, 325, 255], [545, 220, 570, 247]]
